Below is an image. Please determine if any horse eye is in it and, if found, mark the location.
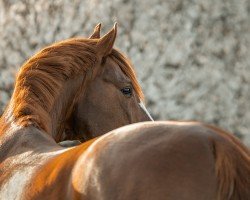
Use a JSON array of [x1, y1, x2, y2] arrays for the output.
[[121, 87, 132, 97]]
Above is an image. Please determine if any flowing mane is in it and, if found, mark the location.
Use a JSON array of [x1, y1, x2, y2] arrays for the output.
[[1, 38, 143, 134]]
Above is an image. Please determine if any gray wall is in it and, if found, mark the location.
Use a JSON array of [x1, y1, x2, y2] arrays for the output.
[[0, 0, 249, 145]]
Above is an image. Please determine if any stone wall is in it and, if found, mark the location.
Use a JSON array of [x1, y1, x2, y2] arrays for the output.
[[0, 0, 249, 145]]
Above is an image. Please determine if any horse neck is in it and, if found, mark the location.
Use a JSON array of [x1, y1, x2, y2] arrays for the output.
[[49, 75, 86, 141], [0, 74, 86, 142]]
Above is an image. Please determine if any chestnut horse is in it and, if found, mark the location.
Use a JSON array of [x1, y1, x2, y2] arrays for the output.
[[0, 23, 152, 198], [0, 24, 249, 200]]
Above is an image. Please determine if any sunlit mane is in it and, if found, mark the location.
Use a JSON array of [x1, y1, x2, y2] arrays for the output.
[[0, 38, 143, 133]]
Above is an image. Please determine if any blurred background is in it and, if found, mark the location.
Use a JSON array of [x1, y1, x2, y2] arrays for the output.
[[0, 0, 249, 145]]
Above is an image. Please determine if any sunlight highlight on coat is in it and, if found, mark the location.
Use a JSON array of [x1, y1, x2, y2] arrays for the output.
[[72, 141, 103, 199]]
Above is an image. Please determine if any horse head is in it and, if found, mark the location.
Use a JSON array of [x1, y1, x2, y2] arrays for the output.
[[64, 23, 153, 142]]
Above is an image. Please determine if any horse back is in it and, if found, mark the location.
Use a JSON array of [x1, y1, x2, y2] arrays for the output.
[[71, 122, 250, 200]]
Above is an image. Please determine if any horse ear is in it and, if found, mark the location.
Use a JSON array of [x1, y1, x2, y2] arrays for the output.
[[96, 23, 117, 57], [89, 23, 101, 39]]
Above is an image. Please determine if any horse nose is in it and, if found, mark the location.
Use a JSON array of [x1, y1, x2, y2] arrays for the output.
[[139, 101, 154, 121]]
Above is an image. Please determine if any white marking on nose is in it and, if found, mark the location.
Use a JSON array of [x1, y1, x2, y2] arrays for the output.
[[139, 101, 154, 121]]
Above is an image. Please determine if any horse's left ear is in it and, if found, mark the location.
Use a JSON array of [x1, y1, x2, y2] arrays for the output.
[[89, 23, 101, 39], [96, 23, 117, 57]]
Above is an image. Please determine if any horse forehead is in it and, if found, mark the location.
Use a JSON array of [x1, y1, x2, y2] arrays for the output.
[[102, 58, 130, 83]]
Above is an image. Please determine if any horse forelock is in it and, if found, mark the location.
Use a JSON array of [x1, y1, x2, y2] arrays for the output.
[[109, 49, 144, 101]]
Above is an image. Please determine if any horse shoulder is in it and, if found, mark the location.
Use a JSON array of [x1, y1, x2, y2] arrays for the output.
[[23, 138, 97, 200]]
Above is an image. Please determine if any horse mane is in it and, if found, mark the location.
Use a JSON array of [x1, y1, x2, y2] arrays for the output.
[[1, 38, 143, 134], [205, 124, 250, 199]]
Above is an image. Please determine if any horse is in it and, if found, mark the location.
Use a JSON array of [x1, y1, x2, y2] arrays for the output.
[[0, 23, 152, 198], [0, 23, 249, 200]]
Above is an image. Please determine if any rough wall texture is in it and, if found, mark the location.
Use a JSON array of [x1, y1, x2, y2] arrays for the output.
[[0, 0, 249, 145]]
